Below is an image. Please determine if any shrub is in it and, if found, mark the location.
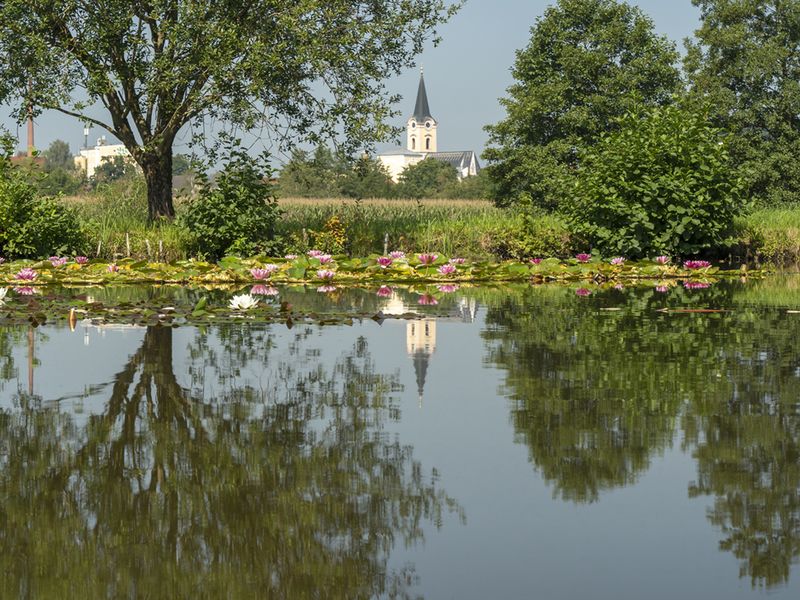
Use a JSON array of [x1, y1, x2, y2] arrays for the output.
[[0, 135, 86, 259], [566, 102, 747, 258], [181, 146, 281, 260]]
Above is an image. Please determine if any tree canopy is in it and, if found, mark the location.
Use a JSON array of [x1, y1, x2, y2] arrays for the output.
[[685, 0, 800, 205], [0, 1, 459, 220], [483, 0, 681, 209]]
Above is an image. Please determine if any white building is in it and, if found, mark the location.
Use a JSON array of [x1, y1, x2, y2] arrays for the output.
[[74, 136, 133, 179], [378, 72, 480, 182]]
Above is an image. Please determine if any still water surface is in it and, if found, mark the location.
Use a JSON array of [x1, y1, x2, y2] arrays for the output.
[[1, 278, 799, 599]]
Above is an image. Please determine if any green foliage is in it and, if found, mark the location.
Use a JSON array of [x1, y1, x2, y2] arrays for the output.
[[172, 153, 192, 176], [396, 158, 458, 199], [181, 146, 281, 260], [439, 169, 493, 200], [278, 146, 350, 198], [90, 156, 136, 188], [484, 0, 681, 209], [0, 1, 458, 219], [566, 102, 746, 258], [43, 139, 74, 172], [0, 133, 85, 259], [685, 0, 800, 206], [340, 156, 396, 199]]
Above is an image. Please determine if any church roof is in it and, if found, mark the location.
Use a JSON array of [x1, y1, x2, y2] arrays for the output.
[[412, 74, 434, 122], [426, 151, 481, 172]]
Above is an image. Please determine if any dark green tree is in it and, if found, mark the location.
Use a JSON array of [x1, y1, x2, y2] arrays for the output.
[[43, 139, 73, 172], [0, 1, 458, 220], [684, 0, 800, 205], [278, 146, 350, 198], [483, 0, 681, 209], [396, 157, 457, 199], [171, 153, 192, 176], [340, 155, 395, 199]]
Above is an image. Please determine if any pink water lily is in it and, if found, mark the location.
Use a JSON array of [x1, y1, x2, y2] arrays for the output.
[[13, 286, 36, 296], [655, 285, 669, 293], [389, 251, 406, 259], [107, 263, 119, 273], [74, 256, 89, 265], [284, 254, 298, 260], [655, 255, 670, 265], [614, 284, 625, 291], [438, 263, 456, 276], [317, 285, 337, 293], [0, 257, 5, 265], [15, 268, 38, 281], [684, 260, 711, 269], [307, 250, 325, 258], [438, 284, 460, 293], [251, 265, 279, 280], [317, 254, 333, 264], [377, 256, 393, 268], [684, 281, 711, 290], [251, 285, 279, 296], [376, 285, 393, 298], [49, 256, 67, 267], [575, 288, 592, 296], [530, 258, 543, 265], [316, 269, 336, 281], [418, 294, 438, 306], [417, 253, 438, 265], [610, 257, 625, 266], [575, 253, 592, 263], [449, 257, 466, 265]]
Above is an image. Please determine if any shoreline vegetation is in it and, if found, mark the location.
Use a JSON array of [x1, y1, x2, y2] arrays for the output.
[[55, 192, 800, 268]]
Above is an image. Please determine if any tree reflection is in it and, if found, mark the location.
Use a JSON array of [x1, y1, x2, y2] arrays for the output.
[[0, 325, 459, 598], [483, 282, 800, 586]]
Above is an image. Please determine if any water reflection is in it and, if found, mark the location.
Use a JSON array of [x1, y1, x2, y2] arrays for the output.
[[482, 281, 800, 586], [0, 325, 460, 598]]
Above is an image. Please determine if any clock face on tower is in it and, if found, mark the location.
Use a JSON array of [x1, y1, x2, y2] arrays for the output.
[[425, 121, 431, 129]]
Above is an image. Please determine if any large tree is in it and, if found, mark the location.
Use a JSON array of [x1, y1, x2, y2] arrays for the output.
[[483, 0, 681, 209], [685, 0, 800, 205], [0, 1, 458, 220]]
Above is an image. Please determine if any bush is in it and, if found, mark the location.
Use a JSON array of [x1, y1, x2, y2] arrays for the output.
[[0, 135, 86, 259], [566, 102, 747, 258], [181, 146, 281, 260]]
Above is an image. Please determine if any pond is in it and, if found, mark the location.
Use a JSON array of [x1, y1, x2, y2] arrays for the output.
[[1, 278, 799, 599]]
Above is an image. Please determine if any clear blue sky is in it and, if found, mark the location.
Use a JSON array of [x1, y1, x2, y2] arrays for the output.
[[0, 0, 701, 161]]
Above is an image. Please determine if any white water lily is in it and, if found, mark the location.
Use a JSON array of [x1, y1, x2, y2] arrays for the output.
[[229, 293, 259, 310], [0, 287, 7, 304]]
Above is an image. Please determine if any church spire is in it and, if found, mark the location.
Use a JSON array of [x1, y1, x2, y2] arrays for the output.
[[413, 71, 434, 122]]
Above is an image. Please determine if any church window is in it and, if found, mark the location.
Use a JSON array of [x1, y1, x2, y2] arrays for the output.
[[425, 137, 430, 150], [411, 137, 416, 150], [425, 121, 431, 129]]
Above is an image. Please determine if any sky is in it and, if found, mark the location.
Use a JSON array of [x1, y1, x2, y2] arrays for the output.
[[0, 0, 702, 163]]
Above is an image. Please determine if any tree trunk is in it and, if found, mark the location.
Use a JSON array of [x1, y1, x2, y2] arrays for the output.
[[142, 152, 175, 221]]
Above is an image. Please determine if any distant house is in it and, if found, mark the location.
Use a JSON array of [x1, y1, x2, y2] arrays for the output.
[[378, 72, 480, 182], [74, 136, 133, 179]]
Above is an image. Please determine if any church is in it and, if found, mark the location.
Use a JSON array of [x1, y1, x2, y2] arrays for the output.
[[378, 72, 480, 182]]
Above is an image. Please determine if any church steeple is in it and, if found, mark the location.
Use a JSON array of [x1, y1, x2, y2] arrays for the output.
[[407, 69, 438, 153]]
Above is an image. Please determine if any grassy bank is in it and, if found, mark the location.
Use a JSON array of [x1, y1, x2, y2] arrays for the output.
[[57, 185, 800, 267]]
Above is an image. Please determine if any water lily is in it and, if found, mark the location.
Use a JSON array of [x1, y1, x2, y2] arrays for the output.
[[575, 288, 592, 296], [377, 256, 393, 268], [655, 285, 669, 293], [316, 269, 336, 281], [15, 268, 37, 281], [251, 285, 279, 296], [449, 257, 466, 265], [0, 287, 7, 304], [438, 284, 460, 293], [307, 250, 325, 258], [0, 257, 5, 265], [251, 264, 279, 280], [317, 285, 337, 293], [438, 263, 457, 276], [389, 251, 406, 259], [107, 263, 119, 273], [610, 257, 625, 266], [575, 253, 592, 263], [530, 258, 543, 265], [684, 281, 711, 290], [13, 286, 36, 296], [684, 260, 712, 269], [655, 255, 670, 265], [49, 256, 67, 267], [376, 285, 393, 298], [418, 294, 438, 305], [74, 256, 89, 265], [417, 253, 438, 265], [229, 293, 259, 310], [614, 284, 625, 291], [284, 254, 298, 260]]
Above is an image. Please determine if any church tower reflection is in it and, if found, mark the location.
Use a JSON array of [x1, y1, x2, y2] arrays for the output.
[[407, 319, 436, 406]]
